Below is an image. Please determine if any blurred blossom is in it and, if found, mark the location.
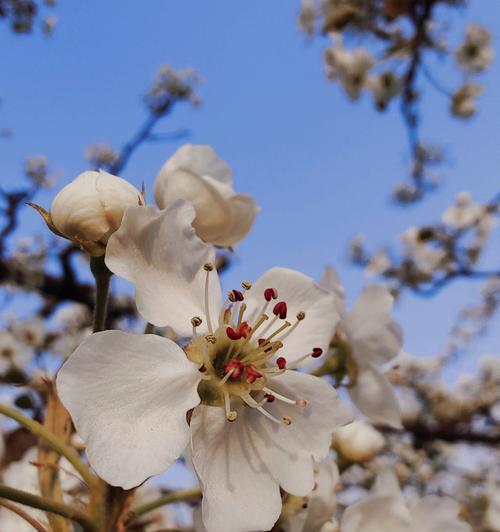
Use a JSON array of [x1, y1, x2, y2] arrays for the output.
[[10, 316, 46, 348], [0, 331, 31, 373], [456, 23, 494, 73], [442, 192, 483, 229], [24, 155, 53, 188], [145, 65, 202, 114], [367, 71, 402, 111], [451, 83, 483, 119], [85, 142, 119, 168], [334, 421, 385, 462]]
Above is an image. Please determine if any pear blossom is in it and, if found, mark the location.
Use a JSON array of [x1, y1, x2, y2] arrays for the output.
[[154, 144, 259, 247], [366, 71, 402, 111], [280, 460, 340, 532], [334, 421, 385, 462], [455, 23, 494, 73], [442, 192, 483, 229], [340, 467, 471, 531], [320, 267, 403, 428], [57, 201, 351, 532], [0, 331, 31, 373], [323, 45, 375, 100], [50, 170, 143, 254], [451, 84, 483, 119], [401, 227, 446, 274], [10, 317, 46, 348]]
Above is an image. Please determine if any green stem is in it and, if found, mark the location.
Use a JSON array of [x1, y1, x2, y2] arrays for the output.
[[0, 404, 96, 489], [0, 485, 98, 531], [90, 255, 112, 333], [126, 488, 201, 522]]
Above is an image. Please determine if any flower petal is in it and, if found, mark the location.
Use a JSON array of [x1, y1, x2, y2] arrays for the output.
[[348, 364, 402, 429], [57, 331, 201, 489], [320, 265, 346, 320], [303, 461, 339, 531], [105, 202, 221, 337], [340, 493, 412, 532], [409, 496, 471, 532], [190, 404, 282, 532], [346, 285, 402, 366], [245, 268, 339, 366]]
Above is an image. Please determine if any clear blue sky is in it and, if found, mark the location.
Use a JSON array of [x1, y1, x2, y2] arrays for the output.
[[1, 0, 500, 379]]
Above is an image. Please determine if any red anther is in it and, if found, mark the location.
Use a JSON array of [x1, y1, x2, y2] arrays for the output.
[[199, 364, 207, 373], [311, 347, 323, 358], [265, 393, 275, 403], [230, 289, 244, 302], [239, 321, 251, 338], [225, 359, 244, 379], [245, 364, 263, 384], [226, 326, 243, 340], [264, 287, 278, 301], [258, 338, 268, 347], [276, 357, 287, 369], [273, 301, 288, 319]]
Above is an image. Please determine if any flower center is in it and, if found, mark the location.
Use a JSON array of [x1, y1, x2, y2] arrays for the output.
[[185, 263, 323, 425]]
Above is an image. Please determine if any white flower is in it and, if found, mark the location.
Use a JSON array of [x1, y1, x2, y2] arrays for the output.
[[0, 331, 31, 373], [320, 267, 403, 428], [324, 46, 375, 100], [366, 72, 402, 111], [340, 467, 471, 532], [154, 144, 259, 247], [451, 84, 483, 119], [364, 249, 391, 277], [442, 192, 483, 229], [281, 460, 340, 532], [334, 421, 385, 462], [10, 317, 46, 348], [50, 170, 143, 254], [401, 227, 446, 273], [456, 23, 494, 73], [57, 202, 351, 532]]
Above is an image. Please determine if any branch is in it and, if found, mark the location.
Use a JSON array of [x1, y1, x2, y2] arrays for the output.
[[0, 485, 97, 532], [0, 499, 48, 532], [0, 404, 96, 489], [125, 488, 201, 523]]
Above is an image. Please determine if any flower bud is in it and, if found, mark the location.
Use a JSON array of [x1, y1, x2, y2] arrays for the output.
[[50, 170, 142, 254], [334, 421, 385, 462], [153, 144, 259, 247]]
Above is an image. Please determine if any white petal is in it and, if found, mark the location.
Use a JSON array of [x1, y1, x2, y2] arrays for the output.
[[319, 265, 346, 320], [105, 202, 221, 337], [190, 404, 282, 532], [348, 365, 402, 429], [340, 494, 412, 532], [409, 496, 471, 532], [57, 331, 201, 489], [303, 461, 339, 531], [346, 285, 402, 366], [245, 268, 339, 365]]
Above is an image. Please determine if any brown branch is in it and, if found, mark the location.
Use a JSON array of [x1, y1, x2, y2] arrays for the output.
[[0, 499, 48, 532]]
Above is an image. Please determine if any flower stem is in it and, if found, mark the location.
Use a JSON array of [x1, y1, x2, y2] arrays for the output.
[[125, 487, 201, 522], [0, 485, 98, 531], [0, 404, 96, 489], [90, 255, 112, 333], [0, 499, 49, 532]]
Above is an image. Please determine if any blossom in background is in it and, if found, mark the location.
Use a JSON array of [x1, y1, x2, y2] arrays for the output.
[[455, 23, 494, 73], [451, 83, 483, 119], [321, 266, 403, 428], [442, 192, 483, 229], [0, 331, 31, 373], [401, 227, 446, 274], [366, 71, 402, 111], [340, 467, 471, 531], [10, 317, 46, 348], [50, 170, 143, 255], [57, 201, 351, 532], [323, 44, 375, 100], [154, 144, 259, 247], [281, 460, 340, 532], [334, 421, 385, 462]]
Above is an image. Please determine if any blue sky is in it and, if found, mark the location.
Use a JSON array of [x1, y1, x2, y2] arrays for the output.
[[1, 0, 499, 379]]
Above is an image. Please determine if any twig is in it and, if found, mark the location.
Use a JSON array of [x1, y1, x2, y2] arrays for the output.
[[0, 498, 49, 532]]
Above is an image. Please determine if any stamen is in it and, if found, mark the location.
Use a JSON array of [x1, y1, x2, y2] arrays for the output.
[[224, 359, 244, 379], [278, 311, 306, 342], [241, 280, 252, 291], [312, 347, 323, 358], [227, 326, 243, 340], [218, 368, 236, 386], [265, 393, 275, 402], [249, 313, 269, 337], [198, 364, 207, 373], [245, 364, 263, 384], [262, 387, 297, 405], [276, 357, 287, 369], [228, 289, 244, 302], [288, 347, 324, 369], [265, 321, 291, 341], [191, 316, 202, 337], [264, 287, 278, 301], [236, 303, 247, 328], [224, 390, 237, 422], [282, 416, 292, 425], [273, 301, 288, 319], [203, 264, 214, 334]]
